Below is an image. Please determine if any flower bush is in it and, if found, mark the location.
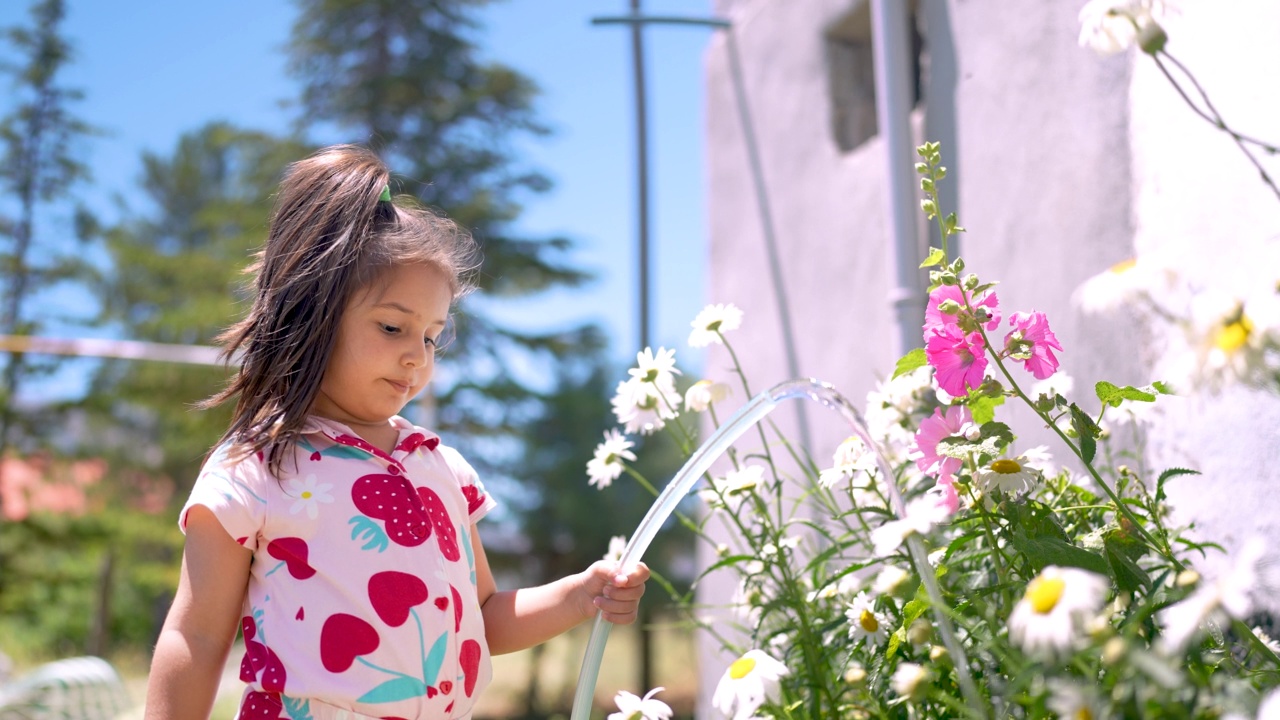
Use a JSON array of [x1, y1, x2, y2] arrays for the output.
[[593, 140, 1280, 720]]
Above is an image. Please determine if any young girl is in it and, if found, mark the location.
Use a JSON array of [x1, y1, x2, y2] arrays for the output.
[[143, 145, 649, 720]]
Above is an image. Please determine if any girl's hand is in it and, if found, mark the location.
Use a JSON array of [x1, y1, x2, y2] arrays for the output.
[[582, 560, 650, 624]]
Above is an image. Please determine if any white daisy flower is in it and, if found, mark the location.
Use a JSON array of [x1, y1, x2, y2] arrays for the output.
[[1260, 689, 1280, 720], [1184, 290, 1278, 391], [688, 303, 744, 347], [844, 592, 889, 646], [974, 455, 1041, 495], [1159, 537, 1267, 654], [711, 649, 788, 720], [1253, 626, 1280, 655], [611, 377, 681, 436], [603, 535, 627, 564], [684, 379, 731, 412], [702, 465, 769, 508], [587, 429, 637, 489], [864, 367, 936, 460], [871, 491, 953, 557], [1077, 0, 1168, 55], [607, 686, 673, 720], [1008, 566, 1109, 657], [628, 346, 682, 388], [1020, 445, 1057, 477], [285, 474, 334, 519], [1046, 679, 1105, 720], [818, 435, 880, 489], [890, 662, 931, 701]]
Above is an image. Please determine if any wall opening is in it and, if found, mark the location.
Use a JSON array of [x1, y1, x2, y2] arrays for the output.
[[826, 1, 925, 154]]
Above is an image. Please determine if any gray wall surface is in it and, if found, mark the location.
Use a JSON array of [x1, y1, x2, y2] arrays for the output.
[[697, 0, 1280, 714]]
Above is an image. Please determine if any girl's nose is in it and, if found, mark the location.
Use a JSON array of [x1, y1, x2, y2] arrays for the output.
[[404, 341, 429, 368]]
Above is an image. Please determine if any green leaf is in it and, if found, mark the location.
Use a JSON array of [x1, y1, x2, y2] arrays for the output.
[[1151, 380, 1176, 395], [1095, 381, 1157, 407], [886, 626, 907, 658], [892, 348, 929, 379], [348, 516, 389, 553], [936, 421, 1013, 461], [1010, 534, 1110, 575], [1156, 467, 1200, 503], [1104, 537, 1151, 593], [920, 247, 947, 268], [1068, 404, 1099, 464], [966, 387, 1006, 425], [357, 676, 428, 704]]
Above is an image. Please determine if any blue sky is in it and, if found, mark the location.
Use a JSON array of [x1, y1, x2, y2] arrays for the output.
[[1, 0, 715, 396]]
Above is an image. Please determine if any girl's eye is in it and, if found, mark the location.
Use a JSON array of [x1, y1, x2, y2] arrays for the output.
[[424, 336, 437, 348], [381, 324, 400, 335]]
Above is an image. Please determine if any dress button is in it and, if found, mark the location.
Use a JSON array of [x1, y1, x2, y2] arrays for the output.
[[388, 465, 401, 475]]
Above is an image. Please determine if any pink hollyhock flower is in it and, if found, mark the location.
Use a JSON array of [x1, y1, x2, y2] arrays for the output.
[[926, 324, 988, 397], [924, 285, 1001, 340], [909, 405, 973, 483], [1004, 311, 1063, 380]]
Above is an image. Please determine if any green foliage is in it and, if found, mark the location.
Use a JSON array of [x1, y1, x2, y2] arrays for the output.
[[84, 124, 310, 496]]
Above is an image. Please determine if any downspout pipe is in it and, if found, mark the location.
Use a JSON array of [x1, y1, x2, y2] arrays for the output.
[[871, 0, 926, 356]]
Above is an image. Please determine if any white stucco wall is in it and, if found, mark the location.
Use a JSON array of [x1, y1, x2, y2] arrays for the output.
[[698, 0, 1280, 713]]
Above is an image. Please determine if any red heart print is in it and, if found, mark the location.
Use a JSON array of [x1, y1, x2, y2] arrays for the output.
[[368, 571, 429, 628], [267, 537, 316, 580], [460, 639, 482, 697], [320, 613, 380, 673]]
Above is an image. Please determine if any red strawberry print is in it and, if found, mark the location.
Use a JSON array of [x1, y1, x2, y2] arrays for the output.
[[239, 690, 285, 719], [368, 571, 429, 627], [239, 616, 288, 691], [460, 639, 482, 697], [450, 585, 463, 633], [351, 473, 430, 547], [320, 613, 380, 673], [267, 537, 316, 580], [461, 485, 487, 516], [416, 486, 459, 561]]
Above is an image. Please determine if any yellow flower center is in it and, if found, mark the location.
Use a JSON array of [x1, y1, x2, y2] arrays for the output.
[[1108, 258, 1136, 274], [1025, 576, 1066, 614], [990, 458, 1022, 474], [641, 369, 659, 382], [637, 395, 658, 410], [729, 656, 756, 679], [706, 320, 723, 332], [301, 491, 313, 500], [1076, 709, 1094, 720], [1214, 315, 1253, 354], [859, 609, 880, 633]]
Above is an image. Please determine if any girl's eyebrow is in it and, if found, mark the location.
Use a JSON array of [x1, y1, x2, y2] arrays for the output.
[[374, 301, 446, 326]]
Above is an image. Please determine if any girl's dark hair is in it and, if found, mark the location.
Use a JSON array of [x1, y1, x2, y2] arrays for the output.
[[204, 144, 480, 471]]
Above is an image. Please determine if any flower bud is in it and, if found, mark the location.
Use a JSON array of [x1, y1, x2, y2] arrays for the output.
[[1102, 637, 1127, 666], [938, 272, 958, 286], [1137, 21, 1168, 54], [716, 543, 730, 557], [963, 424, 982, 441], [1175, 570, 1201, 588], [907, 618, 933, 645], [950, 257, 965, 273], [962, 273, 979, 290], [937, 299, 962, 316], [844, 665, 867, 685], [929, 645, 949, 663]]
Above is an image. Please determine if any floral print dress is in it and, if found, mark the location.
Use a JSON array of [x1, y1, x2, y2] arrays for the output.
[[181, 415, 496, 720]]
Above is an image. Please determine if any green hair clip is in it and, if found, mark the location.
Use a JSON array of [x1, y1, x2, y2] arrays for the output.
[[378, 185, 392, 202]]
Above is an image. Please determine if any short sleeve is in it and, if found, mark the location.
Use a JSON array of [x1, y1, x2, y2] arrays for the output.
[[437, 445, 497, 524], [179, 443, 271, 551]]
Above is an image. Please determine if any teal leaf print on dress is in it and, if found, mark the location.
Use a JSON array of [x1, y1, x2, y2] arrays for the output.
[[356, 676, 428, 704], [461, 522, 476, 586], [349, 516, 389, 552], [422, 631, 448, 685], [282, 695, 314, 720], [321, 444, 373, 460]]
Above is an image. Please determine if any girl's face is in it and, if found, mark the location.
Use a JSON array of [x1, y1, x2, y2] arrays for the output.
[[312, 262, 453, 435]]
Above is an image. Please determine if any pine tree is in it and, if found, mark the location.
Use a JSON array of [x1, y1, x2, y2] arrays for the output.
[[0, 0, 98, 515], [86, 124, 309, 492]]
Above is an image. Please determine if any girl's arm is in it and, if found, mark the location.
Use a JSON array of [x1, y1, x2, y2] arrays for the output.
[[144, 505, 252, 720], [472, 524, 649, 656]]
